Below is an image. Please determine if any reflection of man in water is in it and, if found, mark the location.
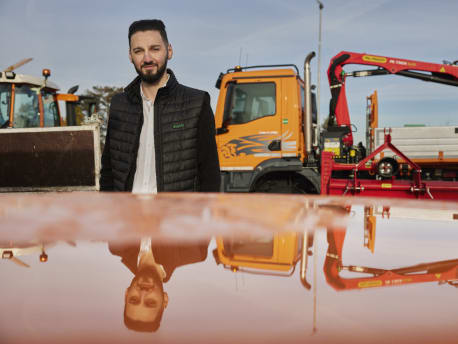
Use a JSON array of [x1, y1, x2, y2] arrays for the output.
[[109, 239, 209, 332]]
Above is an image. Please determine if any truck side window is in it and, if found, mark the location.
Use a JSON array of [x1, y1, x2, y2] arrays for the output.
[[13, 85, 39, 128], [42, 90, 60, 127], [0, 84, 11, 127], [225, 82, 276, 125]]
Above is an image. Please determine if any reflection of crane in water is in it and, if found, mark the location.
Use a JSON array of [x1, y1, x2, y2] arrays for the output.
[[323, 206, 458, 291], [296, 205, 458, 291]]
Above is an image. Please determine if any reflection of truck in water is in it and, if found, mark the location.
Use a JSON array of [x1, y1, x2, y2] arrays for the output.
[[213, 232, 302, 275], [212, 205, 458, 291], [0, 60, 100, 191]]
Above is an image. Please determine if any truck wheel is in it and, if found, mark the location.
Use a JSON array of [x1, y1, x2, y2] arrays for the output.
[[253, 174, 315, 194], [376, 157, 399, 178]]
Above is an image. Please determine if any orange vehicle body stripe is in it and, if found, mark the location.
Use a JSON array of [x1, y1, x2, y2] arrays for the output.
[[9, 83, 15, 127], [38, 92, 44, 127]]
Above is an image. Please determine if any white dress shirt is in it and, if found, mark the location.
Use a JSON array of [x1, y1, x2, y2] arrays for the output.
[[132, 75, 169, 194], [137, 237, 167, 281]]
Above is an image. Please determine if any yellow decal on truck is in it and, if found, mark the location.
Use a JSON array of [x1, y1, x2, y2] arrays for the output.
[[358, 280, 383, 288], [381, 183, 392, 189], [362, 55, 387, 64], [324, 138, 340, 156]]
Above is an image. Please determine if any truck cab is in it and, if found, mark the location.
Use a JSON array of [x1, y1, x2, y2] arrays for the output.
[[214, 61, 319, 194], [213, 232, 302, 275]]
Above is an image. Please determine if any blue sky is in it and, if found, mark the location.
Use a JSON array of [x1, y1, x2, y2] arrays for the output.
[[1, 0, 457, 142]]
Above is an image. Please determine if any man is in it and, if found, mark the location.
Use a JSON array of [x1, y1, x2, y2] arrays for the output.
[[100, 19, 220, 193], [109, 240, 209, 332]]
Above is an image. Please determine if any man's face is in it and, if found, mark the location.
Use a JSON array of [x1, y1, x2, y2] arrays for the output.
[[129, 30, 173, 85], [125, 266, 168, 323]]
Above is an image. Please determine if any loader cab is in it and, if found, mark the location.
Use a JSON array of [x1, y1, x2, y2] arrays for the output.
[[0, 70, 62, 128]]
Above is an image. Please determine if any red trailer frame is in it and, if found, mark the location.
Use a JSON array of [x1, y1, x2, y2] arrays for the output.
[[321, 131, 458, 200]]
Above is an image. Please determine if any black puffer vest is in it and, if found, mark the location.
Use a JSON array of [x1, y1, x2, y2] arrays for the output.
[[103, 70, 207, 192]]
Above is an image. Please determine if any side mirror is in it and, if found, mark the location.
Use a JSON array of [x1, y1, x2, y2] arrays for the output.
[[216, 127, 229, 135], [67, 85, 79, 94], [215, 73, 224, 89]]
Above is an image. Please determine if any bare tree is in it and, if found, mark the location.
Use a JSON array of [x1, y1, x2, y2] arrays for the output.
[[80, 85, 123, 147]]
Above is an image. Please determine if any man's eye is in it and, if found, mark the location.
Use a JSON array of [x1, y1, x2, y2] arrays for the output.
[[145, 300, 157, 308], [129, 297, 140, 305]]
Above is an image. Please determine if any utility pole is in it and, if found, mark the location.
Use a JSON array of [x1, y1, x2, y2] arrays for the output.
[[315, 0, 324, 145]]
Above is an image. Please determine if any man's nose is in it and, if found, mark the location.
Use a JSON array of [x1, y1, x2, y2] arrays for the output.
[[143, 52, 153, 63], [139, 281, 154, 291]]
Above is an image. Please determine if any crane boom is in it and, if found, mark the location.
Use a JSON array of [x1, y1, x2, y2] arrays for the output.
[[327, 51, 458, 147]]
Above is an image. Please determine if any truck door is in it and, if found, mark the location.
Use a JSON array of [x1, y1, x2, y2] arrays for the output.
[[217, 79, 282, 170]]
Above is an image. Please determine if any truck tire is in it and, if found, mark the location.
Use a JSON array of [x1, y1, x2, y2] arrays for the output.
[[253, 172, 317, 194]]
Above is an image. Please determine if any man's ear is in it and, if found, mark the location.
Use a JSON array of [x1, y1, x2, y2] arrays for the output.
[[163, 292, 169, 309], [167, 44, 173, 60]]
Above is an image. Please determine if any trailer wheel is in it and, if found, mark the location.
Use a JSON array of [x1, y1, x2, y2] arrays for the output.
[[376, 157, 399, 178]]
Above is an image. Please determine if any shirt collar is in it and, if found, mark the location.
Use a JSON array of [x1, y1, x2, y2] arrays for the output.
[[137, 237, 167, 281], [140, 73, 170, 102]]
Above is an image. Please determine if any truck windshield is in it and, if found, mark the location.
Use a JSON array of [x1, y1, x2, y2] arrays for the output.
[[13, 84, 40, 128], [223, 82, 276, 125], [42, 90, 60, 127], [223, 236, 274, 257], [0, 84, 11, 127]]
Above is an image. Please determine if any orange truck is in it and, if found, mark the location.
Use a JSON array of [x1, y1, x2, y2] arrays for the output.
[[214, 51, 458, 200]]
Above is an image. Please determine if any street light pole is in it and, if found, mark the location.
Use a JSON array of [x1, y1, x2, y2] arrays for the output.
[[315, 0, 324, 146]]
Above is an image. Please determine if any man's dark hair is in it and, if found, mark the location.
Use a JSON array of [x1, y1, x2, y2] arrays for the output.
[[123, 306, 165, 332], [128, 19, 169, 47]]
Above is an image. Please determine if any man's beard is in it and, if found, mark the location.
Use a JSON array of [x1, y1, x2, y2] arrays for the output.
[[134, 57, 168, 85], [131, 265, 164, 292]]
